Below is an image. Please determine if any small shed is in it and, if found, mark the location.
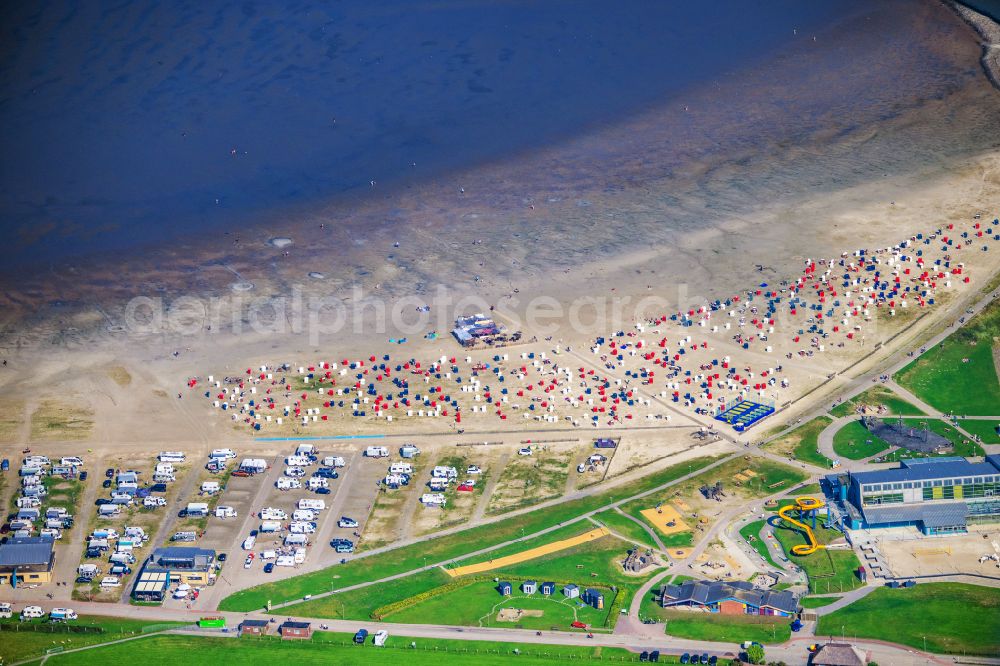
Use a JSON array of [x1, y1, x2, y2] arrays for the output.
[[279, 621, 312, 640], [563, 584, 580, 599], [583, 588, 605, 610], [239, 619, 270, 637], [522, 580, 537, 594], [497, 581, 512, 596], [540, 581, 556, 595]]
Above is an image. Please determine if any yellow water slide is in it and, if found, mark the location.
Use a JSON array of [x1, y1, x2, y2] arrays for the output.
[[777, 496, 826, 555]]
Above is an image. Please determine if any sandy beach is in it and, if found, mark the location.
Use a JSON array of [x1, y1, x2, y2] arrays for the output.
[[0, 1, 998, 459]]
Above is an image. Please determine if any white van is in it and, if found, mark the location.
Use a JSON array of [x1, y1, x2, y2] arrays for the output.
[[50, 608, 78, 621], [365, 446, 389, 458], [215, 505, 237, 519], [60, 457, 84, 467], [0, 602, 12, 619], [259, 521, 282, 533], [289, 521, 317, 534], [292, 509, 316, 521], [389, 462, 413, 475], [260, 507, 287, 520], [186, 502, 209, 517], [276, 477, 301, 490], [21, 605, 44, 619], [24, 455, 50, 466], [275, 555, 296, 567], [297, 499, 325, 511], [242, 535, 257, 551], [209, 448, 237, 460], [158, 452, 186, 463], [322, 456, 346, 468]]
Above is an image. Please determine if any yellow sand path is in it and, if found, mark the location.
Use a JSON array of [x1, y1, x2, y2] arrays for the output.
[[639, 504, 691, 536], [445, 527, 609, 578]]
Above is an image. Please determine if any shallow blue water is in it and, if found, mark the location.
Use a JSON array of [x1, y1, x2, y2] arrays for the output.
[[0, 0, 859, 268]]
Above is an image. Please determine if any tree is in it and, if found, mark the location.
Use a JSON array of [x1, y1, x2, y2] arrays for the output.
[[746, 644, 766, 665]]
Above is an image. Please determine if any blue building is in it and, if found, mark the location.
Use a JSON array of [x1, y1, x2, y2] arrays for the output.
[[824, 455, 1000, 535]]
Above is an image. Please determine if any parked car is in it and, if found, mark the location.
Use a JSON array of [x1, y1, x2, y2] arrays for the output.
[[651, 651, 661, 663], [244, 554, 254, 569], [680, 655, 690, 665], [263, 562, 274, 573], [95, 498, 111, 506], [338, 517, 358, 528], [75, 576, 93, 584], [150, 483, 168, 493], [640, 652, 650, 662], [353, 629, 368, 644], [699, 654, 709, 665], [517, 447, 532, 456], [79, 471, 88, 481], [315, 487, 331, 495], [102, 479, 112, 488], [217, 553, 227, 562]]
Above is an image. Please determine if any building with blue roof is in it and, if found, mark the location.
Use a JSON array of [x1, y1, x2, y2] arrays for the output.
[[824, 455, 1000, 535]]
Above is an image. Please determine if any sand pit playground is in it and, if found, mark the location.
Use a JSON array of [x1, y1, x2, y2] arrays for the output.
[[446, 527, 609, 577], [640, 504, 691, 536]]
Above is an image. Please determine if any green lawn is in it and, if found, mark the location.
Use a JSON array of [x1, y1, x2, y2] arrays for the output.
[[387, 579, 613, 631], [763, 416, 833, 468], [44, 632, 669, 666], [792, 483, 821, 496], [591, 510, 657, 548], [817, 583, 1000, 655], [288, 568, 453, 621], [738, 520, 783, 570], [657, 610, 791, 645], [1, 615, 186, 664], [771, 522, 861, 594], [830, 386, 925, 418], [895, 300, 1000, 416], [799, 595, 841, 609], [221, 455, 725, 611], [831, 420, 891, 460], [958, 419, 1000, 443]]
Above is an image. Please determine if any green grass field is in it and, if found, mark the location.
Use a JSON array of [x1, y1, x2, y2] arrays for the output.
[[591, 510, 657, 548], [958, 419, 1000, 443], [738, 520, 783, 570], [656, 610, 791, 645], [0, 615, 185, 664], [831, 419, 891, 460], [771, 522, 861, 594], [817, 583, 1000, 655], [221, 455, 725, 611], [799, 595, 841, 609], [830, 385, 925, 418], [44, 632, 667, 666], [762, 416, 833, 468], [894, 300, 1000, 416]]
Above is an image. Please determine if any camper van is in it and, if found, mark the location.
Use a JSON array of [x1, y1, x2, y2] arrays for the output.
[[201, 481, 220, 494], [295, 444, 316, 456], [98, 504, 121, 517], [0, 603, 11, 619], [259, 520, 282, 533], [100, 576, 122, 588], [431, 466, 458, 479], [276, 477, 301, 490], [275, 555, 296, 567], [215, 505, 237, 519], [110, 552, 136, 565], [16, 497, 41, 509], [420, 493, 446, 507], [242, 535, 257, 550], [239, 458, 268, 475], [399, 445, 420, 458], [428, 478, 449, 492], [40, 528, 63, 539], [289, 521, 317, 534], [124, 526, 147, 541], [389, 462, 413, 475], [285, 455, 311, 467], [185, 503, 209, 517], [322, 456, 346, 468], [260, 507, 287, 520], [364, 446, 389, 458], [24, 455, 50, 466], [144, 496, 167, 508], [158, 452, 186, 463], [373, 630, 389, 647], [50, 608, 78, 621], [284, 533, 308, 546], [298, 499, 325, 511], [21, 605, 44, 619], [153, 473, 176, 483], [171, 531, 197, 542], [292, 509, 316, 521], [307, 477, 329, 490], [209, 448, 237, 460]]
